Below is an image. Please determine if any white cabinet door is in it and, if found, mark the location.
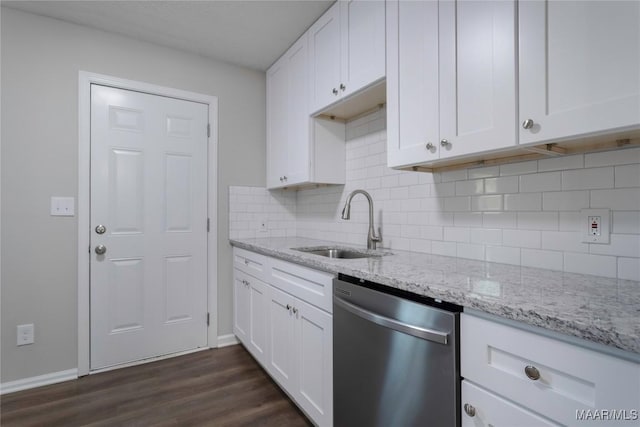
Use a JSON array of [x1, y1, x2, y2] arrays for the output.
[[266, 285, 297, 392], [438, 0, 517, 159], [519, 0, 640, 145], [309, 2, 342, 113], [233, 269, 251, 345], [387, 0, 439, 168], [285, 36, 311, 186], [248, 277, 269, 363], [340, 0, 386, 99], [266, 55, 289, 188], [294, 299, 333, 427], [387, 0, 516, 167], [462, 381, 561, 427]]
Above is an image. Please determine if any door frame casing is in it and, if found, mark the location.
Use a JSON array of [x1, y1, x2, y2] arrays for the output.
[[77, 71, 218, 376]]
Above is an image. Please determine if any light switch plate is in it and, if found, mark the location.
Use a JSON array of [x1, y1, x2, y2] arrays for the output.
[[581, 208, 610, 244], [51, 197, 75, 216]]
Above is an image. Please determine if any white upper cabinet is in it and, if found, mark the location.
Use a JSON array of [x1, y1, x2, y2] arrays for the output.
[[309, 0, 385, 114], [267, 36, 310, 189], [387, 0, 517, 168], [519, 0, 640, 145], [267, 34, 345, 190]]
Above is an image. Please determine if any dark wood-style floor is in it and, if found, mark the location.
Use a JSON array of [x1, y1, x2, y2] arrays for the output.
[[1, 345, 312, 427]]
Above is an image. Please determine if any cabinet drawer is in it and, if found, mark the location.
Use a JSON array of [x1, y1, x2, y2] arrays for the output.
[[462, 380, 560, 427], [461, 314, 640, 425], [269, 257, 334, 313], [233, 247, 268, 280]]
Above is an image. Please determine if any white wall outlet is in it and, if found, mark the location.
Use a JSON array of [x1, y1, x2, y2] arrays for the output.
[[50, 197, 75, 216], [17, 324, 34, 346], [259, 217, 268, 233], [581, 208, 610, 244]]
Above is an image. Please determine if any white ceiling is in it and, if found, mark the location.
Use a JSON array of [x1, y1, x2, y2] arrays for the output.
[[3, 0, 334, 71]]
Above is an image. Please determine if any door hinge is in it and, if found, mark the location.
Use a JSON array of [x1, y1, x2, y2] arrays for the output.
[[207, 312, 210, 326], [207, 123, 211, 138], [207, 217, 210, 232]]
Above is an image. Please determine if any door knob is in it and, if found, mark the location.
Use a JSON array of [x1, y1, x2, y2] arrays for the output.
[[332, 88, 338, 95], [426, 142, 435, 150], [440, 139, 451, 147], [339, 83, 346, 91], [95, 224, 106, 234], [95, 245, 107, 255]]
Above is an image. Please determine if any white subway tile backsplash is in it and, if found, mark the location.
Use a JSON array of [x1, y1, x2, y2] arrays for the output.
[[484, 176, 518, 194], [232, 115, 639, 279], [562, 167, 614, 190], [504, 193, 542, 211], [468, 166, 500, 179], [456, 179, 484, 196], [454, 212, 483, 227], [486, 246, 521, 265], [483, 212, 517, 229], [585, 147, 640, 167], [538, 154, 584, 172], [541, 231, 588, 253], [444, 196, 471, 212], [500, 160, 537, 176], [503, 229, 541, 249], [521, 249, 564, 271], [613, 212, 640, 234], [470, 228, 502, 245], [472, 195, 503, 211], [444, 227, 470, 242], [440, 169, 468, 182], [520, 172, 561, 193], [517, 212, 559, 231], [432, 240, 457, 257], [615, 164, 640, 188], [564, 253, 617, 278], [618, 258, 640, 281], [457, 243, 485, 260], [589, 234, 640, 257], [591, 188, 640, 210], [543, 191, 589, 211]]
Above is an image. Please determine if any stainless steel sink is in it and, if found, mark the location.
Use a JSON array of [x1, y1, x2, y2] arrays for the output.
[[292, 246, 383, 259]]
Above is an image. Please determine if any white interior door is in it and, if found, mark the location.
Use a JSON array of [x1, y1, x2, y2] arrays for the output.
[[90, 84, 209, 370]]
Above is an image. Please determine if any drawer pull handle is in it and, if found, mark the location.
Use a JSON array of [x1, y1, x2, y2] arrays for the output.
[[463, 403, 476, 417], [524, 365, 541, 381]]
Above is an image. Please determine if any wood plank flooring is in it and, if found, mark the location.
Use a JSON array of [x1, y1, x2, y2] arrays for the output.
[[1, 345, 312, 427]]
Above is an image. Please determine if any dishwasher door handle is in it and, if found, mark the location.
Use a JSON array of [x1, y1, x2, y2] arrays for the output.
[[334, 296, 449, 344]]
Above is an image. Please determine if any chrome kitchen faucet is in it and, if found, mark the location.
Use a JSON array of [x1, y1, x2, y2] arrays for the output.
[[341, 189, 381, 250]]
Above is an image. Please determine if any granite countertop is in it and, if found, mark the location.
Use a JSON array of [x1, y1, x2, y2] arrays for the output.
[[230, 236, 640, 356]]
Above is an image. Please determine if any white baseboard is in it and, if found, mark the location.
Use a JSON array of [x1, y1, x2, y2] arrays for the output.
[[1, 368, 78, 395], [217, 334, 239, 347]]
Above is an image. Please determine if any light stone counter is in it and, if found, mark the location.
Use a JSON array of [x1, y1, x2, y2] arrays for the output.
[[230, 237, 640, 355]]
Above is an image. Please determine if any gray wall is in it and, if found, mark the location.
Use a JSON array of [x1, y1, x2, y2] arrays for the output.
[[1, 7, 266, 382]]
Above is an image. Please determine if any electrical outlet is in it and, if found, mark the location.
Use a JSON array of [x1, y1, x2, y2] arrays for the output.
[[581, 209, 610, 244], [259, 217, 268, 233], [17, 324, 34, 346]]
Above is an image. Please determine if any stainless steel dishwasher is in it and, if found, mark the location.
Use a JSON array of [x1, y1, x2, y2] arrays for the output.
[[333, 274, 461, 427]]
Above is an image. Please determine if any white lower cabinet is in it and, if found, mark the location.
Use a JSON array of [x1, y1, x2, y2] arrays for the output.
[[233, 248, 334, 426], [461, 313, 640, 426], [462, 380, 560, 427]]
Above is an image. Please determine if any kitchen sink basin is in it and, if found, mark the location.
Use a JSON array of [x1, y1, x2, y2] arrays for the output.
[[292, 246, 383, 259]]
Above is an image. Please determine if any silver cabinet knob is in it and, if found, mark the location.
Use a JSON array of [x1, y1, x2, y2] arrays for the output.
[[283, 176, 287, 181], [339, 83, 346, 91], [332, 88, 338, 95], [440, 139, 451, 147], [426, 142, 435, 150], [95, 245, 107, 255], [279, 176, 283, 182], [522, 118, 534, 129], [292, 307, 298, 314], [286, 304, 292, 311], [524, 365, 541, 380], [95, 224, 106, 234], [463, 403, 476, 417]]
